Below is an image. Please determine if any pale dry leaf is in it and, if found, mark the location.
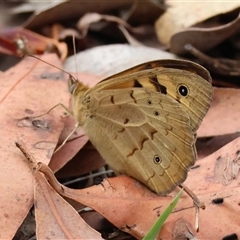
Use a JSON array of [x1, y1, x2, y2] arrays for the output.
[[0, 54, 69, 239], [198, 87, 240, 137], [11, 1, 66, 14], [155, 1, 240, 47], [63, 44, 177, 77]]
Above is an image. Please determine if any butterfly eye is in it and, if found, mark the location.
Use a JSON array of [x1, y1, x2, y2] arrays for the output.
[[154, 110, 159, 116], [153, 155, 161, 164], [178, 85, 189, 97], [147, 100, 152, 105], [69, 82, 77, 94]]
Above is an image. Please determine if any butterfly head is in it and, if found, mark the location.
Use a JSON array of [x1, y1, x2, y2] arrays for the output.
[[68, 75, 79, 94], [68, 75, 89, 96]]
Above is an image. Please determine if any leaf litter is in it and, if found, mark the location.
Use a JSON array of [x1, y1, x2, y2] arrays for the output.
[[1, 1, 240, 239]]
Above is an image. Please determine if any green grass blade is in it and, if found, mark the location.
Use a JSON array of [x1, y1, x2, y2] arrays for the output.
[[143, 189, 183, 240]]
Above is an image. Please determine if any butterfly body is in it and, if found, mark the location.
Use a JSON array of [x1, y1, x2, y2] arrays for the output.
[[69, 59, 212, 195]]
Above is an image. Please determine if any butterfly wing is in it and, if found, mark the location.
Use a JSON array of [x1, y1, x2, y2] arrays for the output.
[[88, 60, 213, 132], [82, 88, 196, 195]]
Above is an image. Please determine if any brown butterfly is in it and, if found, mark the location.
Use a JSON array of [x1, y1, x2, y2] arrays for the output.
[[66, 59, 212, 195]]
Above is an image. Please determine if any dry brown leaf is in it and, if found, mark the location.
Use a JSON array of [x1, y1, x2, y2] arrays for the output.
[[34, 170, 102, 239], [49, 136, 89, 173], [155, 1, 240, 48], [38, 137, 240, 239], [198, 87, 240, 137], [122, 0, 165, 25], [0, 54, 69, 239], [22, 1, 138, 29]]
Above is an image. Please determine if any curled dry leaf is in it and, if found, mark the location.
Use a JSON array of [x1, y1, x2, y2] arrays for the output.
[[171, 13, 240, 55], [155, 1, 240, 50], [0, 54, 69, 239], [38, 137, 240, 239], [198, 87, 240, 137]]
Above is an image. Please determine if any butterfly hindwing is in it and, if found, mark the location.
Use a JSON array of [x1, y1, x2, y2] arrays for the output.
[[82, 88, 196, 194]]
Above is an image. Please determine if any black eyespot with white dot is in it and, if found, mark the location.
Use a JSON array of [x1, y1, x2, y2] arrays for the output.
[[147, 99, 152, 105], [178, 84, 189, 97], [153, 155, 161, 164], [154, 110, 159, 116]]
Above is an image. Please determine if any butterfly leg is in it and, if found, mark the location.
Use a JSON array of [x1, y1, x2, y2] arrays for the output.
[[179, 184, 205, 210], [179, 183, 205, 232], [27, 103, 73, 119], [54, 122, 80, 153]]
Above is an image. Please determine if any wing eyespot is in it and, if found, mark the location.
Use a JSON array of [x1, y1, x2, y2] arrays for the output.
[[154, 110, 159, 116], [178, 84, 189, 97], [153, 155, 161, 164], [147, 99, 152, 105]]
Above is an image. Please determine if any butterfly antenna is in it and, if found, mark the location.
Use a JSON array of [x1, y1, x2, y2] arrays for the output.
[[23, 54, 76, 81], [72, 34, 79, 81]]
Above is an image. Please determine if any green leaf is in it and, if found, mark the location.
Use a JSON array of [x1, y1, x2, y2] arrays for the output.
[[143, 189, 183, 240]]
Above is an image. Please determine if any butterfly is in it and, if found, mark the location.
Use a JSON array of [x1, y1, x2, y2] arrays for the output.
[[68, 59, 212, 195]]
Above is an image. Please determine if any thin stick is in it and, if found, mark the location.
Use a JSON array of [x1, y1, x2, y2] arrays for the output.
[[15, 141, 38, 171]]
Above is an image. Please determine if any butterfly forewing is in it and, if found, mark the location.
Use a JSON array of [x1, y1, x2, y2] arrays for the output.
[[88, 60, 212, 132], [153, 68, 212, 132], [81, 88, 196, 194]]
